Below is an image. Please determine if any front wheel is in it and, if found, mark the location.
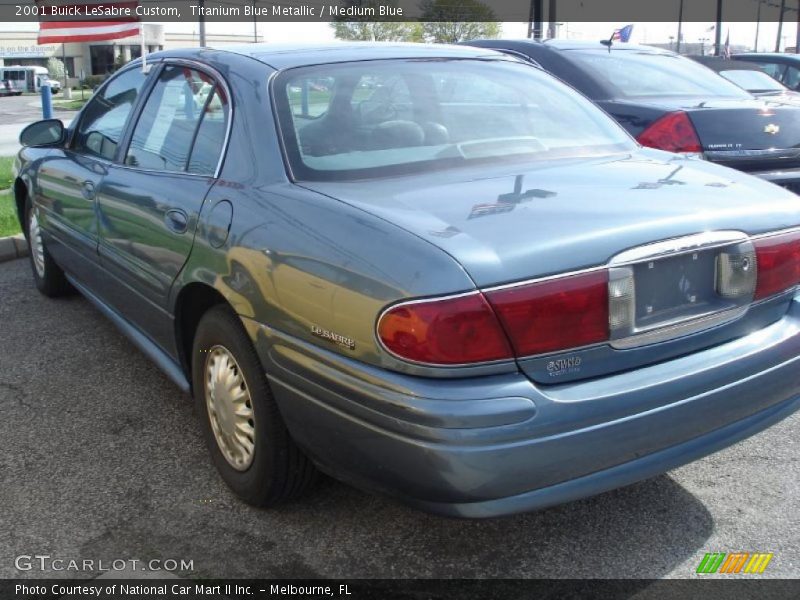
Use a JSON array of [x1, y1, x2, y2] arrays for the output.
[[192, 305, 318, 506], [25, 199, 71, 297]]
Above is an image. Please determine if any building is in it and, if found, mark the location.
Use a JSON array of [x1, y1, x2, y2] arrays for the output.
[[0, 25, 263, 86]]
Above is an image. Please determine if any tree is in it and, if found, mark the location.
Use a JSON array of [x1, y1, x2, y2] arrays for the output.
[[46, 57, 66, 80], [418, 0, 501, 43], [331, 21, 423, 42], [330, 1, 422, 42]]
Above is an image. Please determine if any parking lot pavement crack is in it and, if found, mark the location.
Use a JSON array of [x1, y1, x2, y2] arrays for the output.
[[0, 380, 32, 408]]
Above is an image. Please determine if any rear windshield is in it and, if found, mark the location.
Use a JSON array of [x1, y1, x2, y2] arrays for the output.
[[273, 59, 635, 181], [720, 69, 786, 92], [568, 50, 753, 99]]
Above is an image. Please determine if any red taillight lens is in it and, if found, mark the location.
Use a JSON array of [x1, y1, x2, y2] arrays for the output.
[[636, 111, 702, 153], [754, 230, 800, 300], [485, 271, 610, 356], [377, 293, 514, 365]]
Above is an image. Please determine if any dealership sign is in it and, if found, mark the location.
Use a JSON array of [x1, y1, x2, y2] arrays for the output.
[[0, 45, 55, 58]]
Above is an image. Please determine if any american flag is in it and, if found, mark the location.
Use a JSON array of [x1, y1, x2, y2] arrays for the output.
[[36, 1, 141, 44], [611, 24, 634, 43]]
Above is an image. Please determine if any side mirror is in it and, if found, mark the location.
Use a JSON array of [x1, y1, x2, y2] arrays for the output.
[[19, 119, 65, 147]]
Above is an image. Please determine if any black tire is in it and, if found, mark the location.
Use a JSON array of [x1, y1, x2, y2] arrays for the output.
[[192, 305, 317, 506], [24, 197, 71, 297]]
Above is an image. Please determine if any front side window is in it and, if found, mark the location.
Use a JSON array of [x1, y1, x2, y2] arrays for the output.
[[73, 67, 147, 160], [274, 59, 635, 181], [125, 65, 229, 174], [569, 50, 752, 99]]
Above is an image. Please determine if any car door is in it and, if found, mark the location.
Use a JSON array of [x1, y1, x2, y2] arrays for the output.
[[35, 66, 148, 284], [95, 62, 230, 348]]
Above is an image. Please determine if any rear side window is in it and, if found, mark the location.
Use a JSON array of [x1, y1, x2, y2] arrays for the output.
[[73, 67, 147, 160], [125, 65, 228, 174], [188, 87, 229, 174], [569, 51, 752, 99]]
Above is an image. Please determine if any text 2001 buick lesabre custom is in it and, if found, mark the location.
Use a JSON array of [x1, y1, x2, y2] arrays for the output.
[[14, 43, 800, 517]]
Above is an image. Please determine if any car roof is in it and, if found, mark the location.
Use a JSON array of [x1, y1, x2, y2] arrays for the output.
[[690, 56, 768, 72], [735, 52, 800, 61], [150, 42, 504, 70], [471, 38, 675, 54]]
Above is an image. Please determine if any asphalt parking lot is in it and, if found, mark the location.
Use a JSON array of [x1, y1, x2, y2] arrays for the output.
[[0, 94, 74, 155], [0, 256, 798, 580]]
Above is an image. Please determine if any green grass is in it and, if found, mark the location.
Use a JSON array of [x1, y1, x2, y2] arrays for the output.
[[0, 157, 20, 237], [53, 97, 88, 110], [0, 156, 14, 190], [0, 190, 20, 237]]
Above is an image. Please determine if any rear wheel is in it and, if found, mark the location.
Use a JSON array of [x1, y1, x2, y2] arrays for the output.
[[192, 305, 318, 506], [25, 198, 71, 297]]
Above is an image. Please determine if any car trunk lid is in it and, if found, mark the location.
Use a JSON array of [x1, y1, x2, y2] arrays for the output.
[[302, 151, 800, 382]]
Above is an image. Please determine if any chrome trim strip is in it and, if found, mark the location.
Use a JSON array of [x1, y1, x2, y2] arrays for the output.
[[609, 230, 748, 266], [610, 306, 749, 350]]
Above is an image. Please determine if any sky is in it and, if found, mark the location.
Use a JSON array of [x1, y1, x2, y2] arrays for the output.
[[0, 21, 796, 52]]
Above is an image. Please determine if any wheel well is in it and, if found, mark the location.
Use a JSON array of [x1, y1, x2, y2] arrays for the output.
[[175, 283, 229, 379], [14, 178, 27, 233]]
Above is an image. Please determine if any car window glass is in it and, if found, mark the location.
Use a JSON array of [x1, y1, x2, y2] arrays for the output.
[[73, 68, 147, 160], [276, 59, 635, 181], [287, 76, 335, 118], [782, 66, 800, 90], [569, 51, 752, 99], [125, 65, 212, 172], [720, 69, 786, 92], [187, 86, 230, 175], [758, 62, 787, 80]]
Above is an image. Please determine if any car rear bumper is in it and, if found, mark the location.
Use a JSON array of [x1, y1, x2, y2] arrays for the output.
[[244, 294, 800, 518], [739, 167, 800, 194]]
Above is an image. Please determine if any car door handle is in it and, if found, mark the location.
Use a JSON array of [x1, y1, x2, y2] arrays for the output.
[[81, 181, 95, 200], [165, 209, 189, 234]]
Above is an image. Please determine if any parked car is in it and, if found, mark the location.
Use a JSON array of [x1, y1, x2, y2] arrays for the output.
[[14, 43, 800, 517], [690, 55, 800, 103], [465, 39, 800, 194], [732, 52, 800, 91]]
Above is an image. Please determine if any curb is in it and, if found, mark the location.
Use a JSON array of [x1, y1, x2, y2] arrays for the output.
[[0, 234, 28, 264]]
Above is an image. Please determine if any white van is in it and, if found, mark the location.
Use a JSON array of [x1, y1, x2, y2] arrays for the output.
[[0, 65, 61, 96]]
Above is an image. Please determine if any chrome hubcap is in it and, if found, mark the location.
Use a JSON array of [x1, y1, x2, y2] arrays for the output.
[[29, 210, 45, 278], [204, 345, 255, 471]]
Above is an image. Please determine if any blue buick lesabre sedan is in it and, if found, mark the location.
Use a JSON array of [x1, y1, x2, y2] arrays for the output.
[[13, 43, 800, 517]]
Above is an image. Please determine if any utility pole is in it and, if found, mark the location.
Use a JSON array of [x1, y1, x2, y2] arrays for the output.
[[676, 0, 684, 54], [755, 0, 761, 51], [528, 0, 544, 39], [198, 0, 207, 47], [547, 0, 556, 39], [796, 0, 800, 53], [714, 0, 722, 56], [777, 0, 786, 52]]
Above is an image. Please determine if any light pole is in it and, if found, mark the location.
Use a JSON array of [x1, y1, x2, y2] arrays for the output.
[[253, 0, 258, 43]]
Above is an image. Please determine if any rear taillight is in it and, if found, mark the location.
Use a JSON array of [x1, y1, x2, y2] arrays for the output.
[[754, 230, 800, 300], [636, 111, 702, 153], [378, 230, 800, 367], [377, 293, 513, 365], [378, 272, 611, 365], [485, 271, 609, 356]]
